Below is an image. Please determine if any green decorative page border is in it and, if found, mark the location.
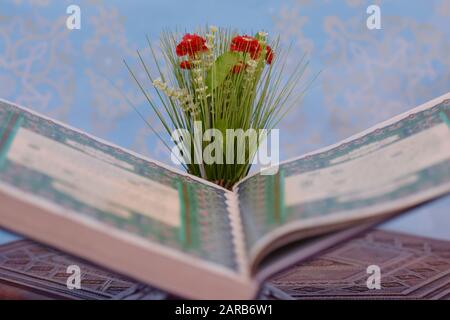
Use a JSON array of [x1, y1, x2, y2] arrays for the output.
[[0, 101, 238, 271], [238, 99, 450, 252], [0, 111, 23, 168]]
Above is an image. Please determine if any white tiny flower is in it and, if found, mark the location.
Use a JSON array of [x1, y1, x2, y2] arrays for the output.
[[172, 90, 181, 99], [258, 31, 268, 38], [188, 102, 198, 113], [209, 25, 218, 33], [152, 78, 167, 90], [175, 89, 183, 98], [152, 78, 162, 86], [195, 86, 207, 93], [247, 59, 258, 68], [165, 88, 174, 97]]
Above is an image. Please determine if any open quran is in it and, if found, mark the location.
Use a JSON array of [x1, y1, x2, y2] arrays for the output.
[[0, 93, 449, 299]]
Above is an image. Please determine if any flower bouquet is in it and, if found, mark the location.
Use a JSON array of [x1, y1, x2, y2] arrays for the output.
[[126, 26, 309, 189]]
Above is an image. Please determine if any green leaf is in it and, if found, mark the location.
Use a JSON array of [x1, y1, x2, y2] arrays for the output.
[[206, 51, 241, 92]]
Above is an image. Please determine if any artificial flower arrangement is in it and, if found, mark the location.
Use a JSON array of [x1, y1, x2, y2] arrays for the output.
[[126, 26, 308, 189]]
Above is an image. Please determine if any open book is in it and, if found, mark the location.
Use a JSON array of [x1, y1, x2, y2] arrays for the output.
[[0, 93, 450, 299]]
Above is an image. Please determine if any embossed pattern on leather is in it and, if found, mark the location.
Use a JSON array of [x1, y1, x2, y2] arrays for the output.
[[1, 230, 449, 299], [0, 239, 168, 300], [269, 230, 450, 299]]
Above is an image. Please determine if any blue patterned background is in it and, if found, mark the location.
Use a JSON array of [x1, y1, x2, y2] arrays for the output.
[[0, 0, 449, 242]]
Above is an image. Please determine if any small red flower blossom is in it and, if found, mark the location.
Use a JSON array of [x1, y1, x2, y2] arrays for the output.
[[232, 62, 245, 74], [230, 35, 262, 59], [265, 45, 274, 64], [180, 60, 191, 69], [176, 34, 208, 57]]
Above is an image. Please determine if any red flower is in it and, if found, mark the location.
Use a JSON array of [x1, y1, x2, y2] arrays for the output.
[[180, 60, 191, 69], [176, 34, 208, 57], [232, 62, 245, 74], [265, 45, 274, 64], [230, 35, 262, 59]]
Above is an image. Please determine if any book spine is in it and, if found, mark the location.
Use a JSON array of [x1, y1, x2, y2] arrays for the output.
[[225, 193, 249, 277]]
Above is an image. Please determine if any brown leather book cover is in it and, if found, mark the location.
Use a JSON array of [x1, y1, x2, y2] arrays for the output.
[[1, 229, 449, 299], [0, 239, 168, 300], [270, 229, 450, 299]]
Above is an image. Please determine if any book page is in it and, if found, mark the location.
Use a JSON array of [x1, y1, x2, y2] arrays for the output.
[[236, 93, 450, 265], [0, 100, 241, 275], [7, 127, 181, 227]]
